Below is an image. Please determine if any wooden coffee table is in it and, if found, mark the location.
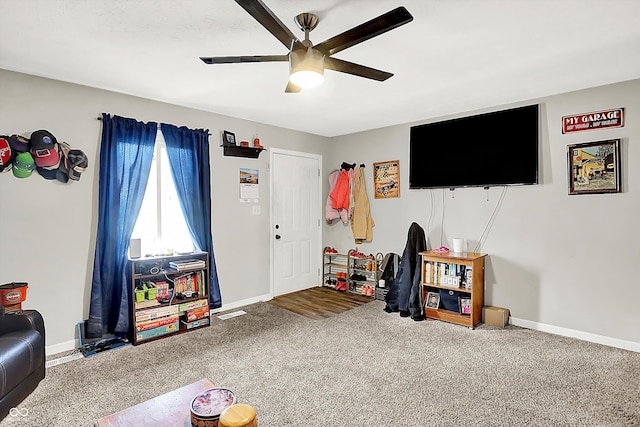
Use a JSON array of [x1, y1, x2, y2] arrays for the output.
[[96, 378, 215, 427]]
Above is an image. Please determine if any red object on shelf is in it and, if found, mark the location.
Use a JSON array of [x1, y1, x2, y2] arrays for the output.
[[1, 282, 28, 308], [253, 137, 263, 149]]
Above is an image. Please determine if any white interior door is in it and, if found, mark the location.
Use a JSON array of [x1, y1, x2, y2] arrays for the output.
[[271, 149, 322, 297]]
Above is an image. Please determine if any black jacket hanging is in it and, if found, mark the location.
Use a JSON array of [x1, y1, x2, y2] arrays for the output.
[[384, 222, 426, 320]]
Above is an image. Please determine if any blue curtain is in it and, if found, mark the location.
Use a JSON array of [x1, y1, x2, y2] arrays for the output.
[[160, 123, 221, 309], [86, 114, 157, 338]]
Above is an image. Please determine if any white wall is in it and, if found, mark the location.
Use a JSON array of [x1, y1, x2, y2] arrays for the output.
[[2, 69, 638, 352], [0, 69, 328, 352], [323, 79, 640, 348]]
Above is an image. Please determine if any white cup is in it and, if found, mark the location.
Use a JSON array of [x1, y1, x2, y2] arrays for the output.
[[452, 238, 465, 253], [378, 279, 386, 288]]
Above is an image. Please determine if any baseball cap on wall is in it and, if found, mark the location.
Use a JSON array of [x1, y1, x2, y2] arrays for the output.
[[67, 149, 88, 181], [56, 142, 71, 183], [56, 157, 69, 183], [36, 165, 59, 180], [13, 152, 36, 178], [35, 143, 62, 180], [31, 143, 60, 168], [30, 130, 57, 151], [9, 134, 30, 153], [0, 136, 13, 173]]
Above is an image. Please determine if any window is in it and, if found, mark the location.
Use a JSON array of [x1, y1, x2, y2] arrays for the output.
[[131, 129, 194, 256]]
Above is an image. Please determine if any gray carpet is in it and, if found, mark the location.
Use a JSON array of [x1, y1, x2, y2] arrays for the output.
[[2, 301, 639, 426]]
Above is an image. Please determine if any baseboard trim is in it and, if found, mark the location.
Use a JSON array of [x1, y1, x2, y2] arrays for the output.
[[46, 339, 77, 357], [510, 317, 640, 353], [45, 295, 273, 357], [210, 293, 272, 314]]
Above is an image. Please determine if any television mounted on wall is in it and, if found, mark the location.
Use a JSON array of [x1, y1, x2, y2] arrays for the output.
[[409, 104, 539, 189]]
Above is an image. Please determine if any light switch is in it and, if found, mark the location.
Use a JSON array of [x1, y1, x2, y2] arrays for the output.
[[252, 205, 261, 215]]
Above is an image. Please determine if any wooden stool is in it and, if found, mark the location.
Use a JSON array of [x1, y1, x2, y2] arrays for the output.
[[219, 403, 257, 427]]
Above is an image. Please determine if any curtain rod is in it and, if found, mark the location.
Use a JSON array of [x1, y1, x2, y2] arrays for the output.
[[97, 116, 210, 135]]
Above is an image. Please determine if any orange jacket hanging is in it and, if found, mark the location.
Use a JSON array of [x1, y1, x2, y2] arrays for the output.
[[329, 170, 351, 211], [326, 170, 349, 223]]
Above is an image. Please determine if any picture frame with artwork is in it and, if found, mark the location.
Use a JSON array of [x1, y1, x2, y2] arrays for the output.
[[425, 291, 440, 309], [222, 130, 237, 147], [459, 297, 471, 315], [373, 160, 400, 199], [567, 139, 621, 195]]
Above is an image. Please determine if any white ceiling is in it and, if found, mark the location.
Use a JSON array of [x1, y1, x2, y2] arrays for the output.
[[2, 0, 640, 137]]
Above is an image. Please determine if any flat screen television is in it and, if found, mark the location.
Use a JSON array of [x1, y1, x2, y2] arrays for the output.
[[409, 104, 539, 189]]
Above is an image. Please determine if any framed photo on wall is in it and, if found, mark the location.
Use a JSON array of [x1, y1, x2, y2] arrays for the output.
[[373, 160, 400, 199], [567, 139, 621, 195], [222, 130, 237, 147]]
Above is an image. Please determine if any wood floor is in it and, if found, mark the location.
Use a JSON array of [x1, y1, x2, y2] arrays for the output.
[[267, 286, 372, 320]]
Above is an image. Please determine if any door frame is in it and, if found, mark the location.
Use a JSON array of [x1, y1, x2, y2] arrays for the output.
[[269, 148, 323, 299]]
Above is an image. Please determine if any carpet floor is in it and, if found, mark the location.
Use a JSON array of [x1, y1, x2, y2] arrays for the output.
[[2, 301, 639, 426]]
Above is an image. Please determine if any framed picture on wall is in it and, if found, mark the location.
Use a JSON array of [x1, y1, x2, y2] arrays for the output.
[[567, 139, 621, 195], [222, 130, 237, 147], [373, 160, 400, 199]]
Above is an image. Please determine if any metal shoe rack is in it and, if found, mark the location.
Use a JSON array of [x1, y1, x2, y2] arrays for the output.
[[322, 247, 349, 291], [322, 247, 383, 297]]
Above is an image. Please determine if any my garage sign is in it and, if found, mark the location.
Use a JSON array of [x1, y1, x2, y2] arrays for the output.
[[562, 108, 624, 133]]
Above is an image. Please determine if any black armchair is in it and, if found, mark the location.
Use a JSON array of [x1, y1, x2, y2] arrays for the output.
[[0, 308, 46, 421]]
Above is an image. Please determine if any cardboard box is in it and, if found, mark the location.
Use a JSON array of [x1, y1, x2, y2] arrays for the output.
[[186, 306, 210, 322], [136, 320, 179, 341], [483, 306, 510, 327]]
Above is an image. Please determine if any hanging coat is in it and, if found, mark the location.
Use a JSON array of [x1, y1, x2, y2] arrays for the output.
[[350, 167, 374, 243], [329, 170, 351, 212], [384, 222, 426, 320], [326, 170, 348, 224]]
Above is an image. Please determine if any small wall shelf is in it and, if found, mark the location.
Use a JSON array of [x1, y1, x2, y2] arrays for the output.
[[223, 145, 265, 158]]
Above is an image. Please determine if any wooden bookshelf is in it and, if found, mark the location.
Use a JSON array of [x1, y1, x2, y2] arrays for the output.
[[420, 250, 486, 329]]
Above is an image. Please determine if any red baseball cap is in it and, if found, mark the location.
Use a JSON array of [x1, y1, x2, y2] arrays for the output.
[[0, 136, 13, 172], [31, 143, 60, 168]]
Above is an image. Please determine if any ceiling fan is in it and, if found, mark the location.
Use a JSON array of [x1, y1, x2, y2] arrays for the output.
[[200, 0, 413, 92]]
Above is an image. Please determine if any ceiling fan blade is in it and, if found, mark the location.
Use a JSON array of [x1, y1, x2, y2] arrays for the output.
[[285, 81, 302, 93], [235, 0, 299, 49], [314, 7, 413, 56], [200, 55, 289, 64], [324, 57, 393, 81]]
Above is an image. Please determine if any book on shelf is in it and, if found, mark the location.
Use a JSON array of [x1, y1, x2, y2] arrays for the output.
[[424, 262, 432, 284], [135, 304, 179, 322], [181, 317, 210, 330], [424, 261, 470, 288], [178, 298, 208, 313], [173, 271, 204, 294], [136, 320, 179, 341], [186, 306, 210, 322], [169, 259, 206, 271], [136, 315, 180, 332], [134, 299, 160, 310], [155, 281, 170, 300], [465, 267, 473, 289]]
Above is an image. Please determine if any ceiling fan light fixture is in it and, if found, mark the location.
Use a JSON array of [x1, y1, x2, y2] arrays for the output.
[[289, 47, 324, 88]]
